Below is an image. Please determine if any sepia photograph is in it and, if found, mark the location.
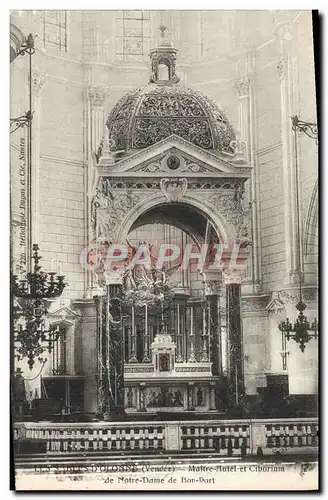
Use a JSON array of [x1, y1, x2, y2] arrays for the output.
[[9, 8, 319, 491]]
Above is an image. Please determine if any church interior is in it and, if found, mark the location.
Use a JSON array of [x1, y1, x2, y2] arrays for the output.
[[10, 9, 318, 437]]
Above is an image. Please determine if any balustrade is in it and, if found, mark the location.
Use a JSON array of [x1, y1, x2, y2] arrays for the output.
[[15, 418, 318, 457]]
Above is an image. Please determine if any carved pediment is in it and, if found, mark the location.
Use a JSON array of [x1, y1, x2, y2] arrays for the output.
[[97, 135, 251, 179], [48, 301, 81, 325]]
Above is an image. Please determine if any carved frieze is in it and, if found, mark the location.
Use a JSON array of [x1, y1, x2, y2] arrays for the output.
[[242, 295, 269, 313], [279, 289, 318, 305], [96, 190, 152, 242], [138, 94, 206, 117], [133, 117, 213, 149], [193, 186, 251, 241]]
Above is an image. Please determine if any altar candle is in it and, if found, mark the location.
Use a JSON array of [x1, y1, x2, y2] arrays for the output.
[[190, 305, 193, 336], [145, 304, 148, 337], [203, 307, 206, 335], [58, 262, 63, 275], [50, 257, 54, 272], [132, 306, 135, 335]]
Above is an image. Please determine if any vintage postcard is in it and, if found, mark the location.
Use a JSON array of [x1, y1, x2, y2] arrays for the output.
[[10, 9, 319, 491]]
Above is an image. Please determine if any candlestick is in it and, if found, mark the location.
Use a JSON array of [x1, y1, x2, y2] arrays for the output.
[[129, 306, 137, 363], [50, 257, 54, 272], [203, 307, 206, 336], [235, 363, 239, 405]]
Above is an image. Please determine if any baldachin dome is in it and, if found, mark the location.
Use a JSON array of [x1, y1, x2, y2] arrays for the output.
[[106, 29, 236, 154]]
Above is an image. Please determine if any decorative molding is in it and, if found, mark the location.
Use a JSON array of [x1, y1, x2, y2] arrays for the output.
[[125, 365, 154, 373], [265, 291, 285, 314], [96, 191, 152, 242], [40, 154, 86, 168], [160, 177, 188, 202], [97, 134, 252, 177], [175, 366, 211, 373], [242, 294, 269, 313], [279, 288, 318, 305], [88, 85, 109, 107], [234, 76, 250, 98], [193, 187, 252, 242]]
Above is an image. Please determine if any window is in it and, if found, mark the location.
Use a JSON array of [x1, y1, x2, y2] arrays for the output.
[[52, 327, 67, 375], [41, 10, 67, 52], [116, 10, 150, 62]]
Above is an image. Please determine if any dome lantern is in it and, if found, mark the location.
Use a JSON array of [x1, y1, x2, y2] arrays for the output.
[[149, 24, 180, 84], [106, 26, 236, 154]]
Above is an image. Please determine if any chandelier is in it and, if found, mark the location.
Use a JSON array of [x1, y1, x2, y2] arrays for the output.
[[278, 116, 319, 353], [12, 244, 67, 369]]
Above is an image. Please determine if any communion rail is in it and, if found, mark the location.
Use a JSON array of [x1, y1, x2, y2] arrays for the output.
[[14, 418, 318, 457]]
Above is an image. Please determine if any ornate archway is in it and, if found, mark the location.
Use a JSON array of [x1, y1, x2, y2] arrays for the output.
[[89, 135, 252, 419]]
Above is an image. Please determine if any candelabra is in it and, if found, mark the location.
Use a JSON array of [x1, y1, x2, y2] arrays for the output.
[[12, 244, 67, 369], [278, 116, 319, 353]]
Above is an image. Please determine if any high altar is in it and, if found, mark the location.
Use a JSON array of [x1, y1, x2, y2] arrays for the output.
[[84, 30, 252, 418]]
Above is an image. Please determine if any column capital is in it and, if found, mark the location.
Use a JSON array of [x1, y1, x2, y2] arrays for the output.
[[204, 279, 223, 296], [273, 21, 294, 43], [234, 76, 250, 98], [32, 70, 46, 96], [88, 85, 109, 107], [104, 269, 124, 286], [223, 267, 246, 285]]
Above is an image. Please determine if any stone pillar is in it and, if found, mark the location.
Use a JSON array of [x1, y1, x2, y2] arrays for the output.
[[96, 271, 125, 420], [85, 85, 108, 297], [77, 299, 98, 414], [224, 269, 244, 402], [31, 71, 45, 246], [275, 22, 299, 285], [234, 69, 262, 292], [204, 278, 222, 376]]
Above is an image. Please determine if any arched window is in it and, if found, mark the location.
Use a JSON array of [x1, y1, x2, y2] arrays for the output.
[[158, 62, 169, 81], [41, 10, 67, 52], [116, 10, 150, 61]]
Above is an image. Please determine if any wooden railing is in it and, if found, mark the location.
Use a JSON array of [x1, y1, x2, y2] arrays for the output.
[[14, 418, 318, 456]]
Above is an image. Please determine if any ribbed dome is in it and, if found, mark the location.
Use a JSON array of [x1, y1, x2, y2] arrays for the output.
[[106, 83, 236, 153], [106, 30, 236, 154]]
